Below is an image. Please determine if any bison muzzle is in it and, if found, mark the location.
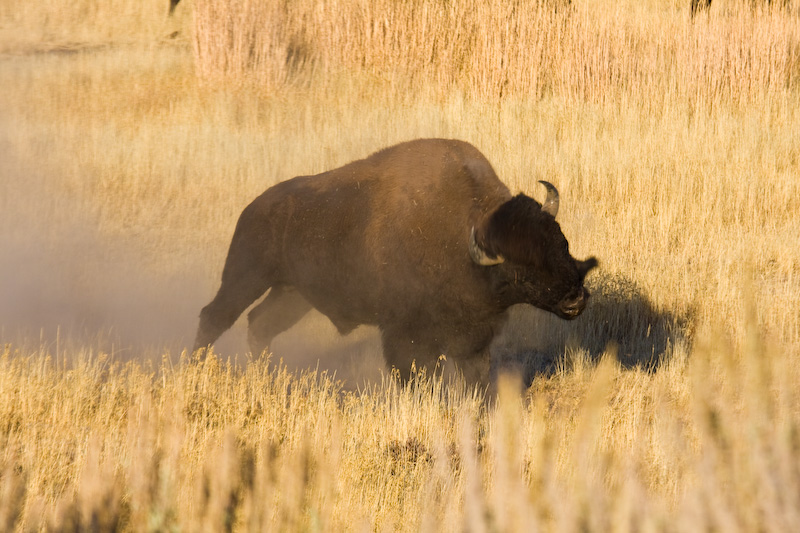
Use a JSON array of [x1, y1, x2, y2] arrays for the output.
[[194, 139, 597, 384]]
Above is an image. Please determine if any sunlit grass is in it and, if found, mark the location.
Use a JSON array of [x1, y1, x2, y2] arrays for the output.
[[1, 0, 800, 530]]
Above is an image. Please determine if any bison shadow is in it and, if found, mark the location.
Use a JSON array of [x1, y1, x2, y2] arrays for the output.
[[492, 271, 694, 385]]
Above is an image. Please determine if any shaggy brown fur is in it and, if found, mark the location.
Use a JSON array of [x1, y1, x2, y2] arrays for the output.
[[194, 139, 596, 383]]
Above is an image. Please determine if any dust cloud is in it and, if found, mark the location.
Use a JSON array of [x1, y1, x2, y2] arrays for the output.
[[0, 146, 201, 361], [0, 141, 385, 383]]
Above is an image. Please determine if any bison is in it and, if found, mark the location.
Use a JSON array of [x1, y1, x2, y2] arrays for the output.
[[194, 139, 597, 383]]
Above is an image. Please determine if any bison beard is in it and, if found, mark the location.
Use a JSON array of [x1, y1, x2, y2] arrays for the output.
[[194, 139, 597, 385]]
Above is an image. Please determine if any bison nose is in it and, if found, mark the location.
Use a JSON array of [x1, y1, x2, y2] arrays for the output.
[[559, 289, 589, 319]]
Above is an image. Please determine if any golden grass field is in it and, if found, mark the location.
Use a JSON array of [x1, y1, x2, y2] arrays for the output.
[[1, 0, 800, 530]]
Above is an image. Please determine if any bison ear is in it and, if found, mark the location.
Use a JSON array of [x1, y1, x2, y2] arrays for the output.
[[469, 227, 505, 266], [538, 180, 559, 218]]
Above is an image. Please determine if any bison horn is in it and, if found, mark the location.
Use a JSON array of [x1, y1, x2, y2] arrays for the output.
[[469, 227, 505, 266], [538, 180, 559, 218]]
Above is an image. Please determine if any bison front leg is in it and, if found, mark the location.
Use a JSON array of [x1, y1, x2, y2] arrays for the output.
[[247, 286, 313, 357], [380, 328, 442, 383], [451, 353, 490, 389], [381, 324, 493, 387], [439, 325, 496, 389]]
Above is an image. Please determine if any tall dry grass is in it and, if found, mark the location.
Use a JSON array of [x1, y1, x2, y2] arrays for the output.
[[1, 0, 800, 530], [193, 0, 800, 103], [0, 0, 191, 53], [1, 323, 799, 531]]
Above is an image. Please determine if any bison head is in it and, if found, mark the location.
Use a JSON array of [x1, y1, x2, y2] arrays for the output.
[[470, 181, 597, 320]]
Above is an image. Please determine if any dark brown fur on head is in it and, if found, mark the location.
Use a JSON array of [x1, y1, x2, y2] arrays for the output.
[[477, 194, 566, 267], [475, 193, 597, 318]]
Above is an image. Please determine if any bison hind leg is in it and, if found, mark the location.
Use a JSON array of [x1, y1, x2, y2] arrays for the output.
[[194, 273, 271, 354], [247, 286, 313, 357]]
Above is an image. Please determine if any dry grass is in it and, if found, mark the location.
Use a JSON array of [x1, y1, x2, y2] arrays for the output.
[[0, 0, 193, 54], [1, 0, 800, 530], [1, 336, 798, 530], [193, 0, 800, 103]]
